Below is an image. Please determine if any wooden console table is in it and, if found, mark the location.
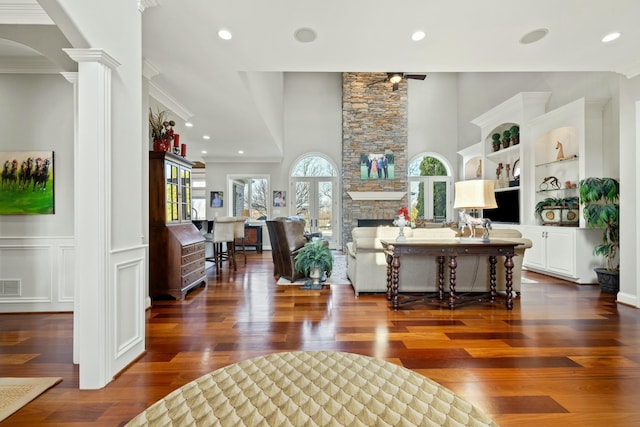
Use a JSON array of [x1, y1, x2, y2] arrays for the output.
[[381, 239, 517, 310]]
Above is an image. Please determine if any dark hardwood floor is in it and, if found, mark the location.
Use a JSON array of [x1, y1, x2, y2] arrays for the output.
[[1, 251, 639, 426]]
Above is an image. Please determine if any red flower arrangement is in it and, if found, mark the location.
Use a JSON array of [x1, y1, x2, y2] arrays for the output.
[[398, 206, 410, 220]]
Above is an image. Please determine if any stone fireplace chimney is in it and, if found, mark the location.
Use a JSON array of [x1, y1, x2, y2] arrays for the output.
[[341, 72, 408, 247]]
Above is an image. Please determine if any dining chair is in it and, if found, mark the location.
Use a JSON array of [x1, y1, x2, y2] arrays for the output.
[[233, 217, 249, 265], [209, 216, 236, 273]]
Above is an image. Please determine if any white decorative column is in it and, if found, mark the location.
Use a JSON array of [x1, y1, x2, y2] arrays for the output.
[[64, 48, 120, 389], [61, 71, 79, 365]]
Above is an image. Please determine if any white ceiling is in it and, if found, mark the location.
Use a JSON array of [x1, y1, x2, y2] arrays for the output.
[[3, 0, 640, 162]]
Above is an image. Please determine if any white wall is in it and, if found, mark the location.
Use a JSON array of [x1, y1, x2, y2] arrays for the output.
[[204, 72, 343, 220], [0, 74, 74, 312], [408, 73, 458, 172], [456, 72, 619, 152]]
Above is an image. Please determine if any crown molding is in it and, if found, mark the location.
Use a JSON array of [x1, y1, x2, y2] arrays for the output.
[[0, 0, 54, 25], [148, 81, 192, 120], [142, 59, 160, 80], [63, 48, 120, 69], [616, 60, 640, 79], [138, 0, 160, 13], [61, 71, 78, 84], [0, 56, 60, 73]]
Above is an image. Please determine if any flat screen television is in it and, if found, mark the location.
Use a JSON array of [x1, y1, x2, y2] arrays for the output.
[[484, 188, 519, 224]]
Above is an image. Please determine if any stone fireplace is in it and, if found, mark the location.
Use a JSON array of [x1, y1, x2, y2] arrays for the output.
[[341, 72, 408, 246]]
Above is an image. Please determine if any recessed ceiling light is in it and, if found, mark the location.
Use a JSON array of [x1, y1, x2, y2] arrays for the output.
[[238, 150, 244, 154], [294, 27, 317, 43], [201, 150, 207, 154], [218, 29, 232, 40], [203, 135, 211, 140], [602, 32, 621, 43], [519, 28, 549, 45], [185, 122, 193, 127], [411, 31, 425, 41]]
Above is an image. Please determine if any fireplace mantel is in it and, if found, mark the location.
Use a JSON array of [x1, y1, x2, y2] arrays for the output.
[[347, 191, 406, 201]]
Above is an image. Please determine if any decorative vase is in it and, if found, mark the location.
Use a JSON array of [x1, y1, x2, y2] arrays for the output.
[[153, 138, 170, 152], [502, 139, 510, 149], [393, 215, 408, 242], [304, 266, 324, 290]]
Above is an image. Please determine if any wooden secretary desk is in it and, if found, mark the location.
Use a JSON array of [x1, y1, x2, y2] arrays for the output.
[[149, 151, 206, 300]]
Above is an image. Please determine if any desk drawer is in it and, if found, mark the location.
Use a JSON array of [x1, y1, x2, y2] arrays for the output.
[[182, 258, 205, 276], [182, 267, 205, 287], [182, 242, 204, 256], [182, 250, 204, 265]]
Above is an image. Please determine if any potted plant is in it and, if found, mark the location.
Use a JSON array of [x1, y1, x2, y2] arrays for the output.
[[502, 130, 511, 148], [491, 133, 501, 152], [535, 196, 579, 226], [149, 108, 175, 152], [579, 177, 620, 293], [295, 238, 333, 290], [510, 125, 520, 145]]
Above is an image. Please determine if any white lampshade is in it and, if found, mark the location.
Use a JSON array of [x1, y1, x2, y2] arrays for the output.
[[453, 180, 498, 210]]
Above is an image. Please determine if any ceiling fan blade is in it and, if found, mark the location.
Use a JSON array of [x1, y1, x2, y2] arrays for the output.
[[404, 74, 427, 80]]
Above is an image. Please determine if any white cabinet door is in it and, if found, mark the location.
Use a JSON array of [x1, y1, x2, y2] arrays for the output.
[[523, 227, 546, 269], [545, 228, 576, 276], [522, 225, 600, 283]]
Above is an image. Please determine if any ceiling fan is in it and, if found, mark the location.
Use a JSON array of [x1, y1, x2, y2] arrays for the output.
[[369, 72, 427, 91]]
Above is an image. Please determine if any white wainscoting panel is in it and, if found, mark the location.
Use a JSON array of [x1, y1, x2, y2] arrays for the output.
[[0, 237, 74, 312], [59, 244, 75, 303], [110, 246, 146, 376]]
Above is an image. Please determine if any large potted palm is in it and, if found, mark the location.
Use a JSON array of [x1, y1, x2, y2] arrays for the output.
[[295, 238, 333, 290], [579, 177, 620, 293]]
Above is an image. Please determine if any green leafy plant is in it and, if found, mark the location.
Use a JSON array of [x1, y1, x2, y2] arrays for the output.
[[492, 133, 501, 142], [509, 125, 519, 138], [502, 130, 511, 141], [295, 238, 333, 277], [535, 197, 554, 221], [579, 177, 619, 271], [534, 196, 579, 224]]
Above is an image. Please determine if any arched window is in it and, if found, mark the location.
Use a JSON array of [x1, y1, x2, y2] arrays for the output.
[[291, 154, 340, 248], [408, 154, 453, 224], [292, 155, 337, 177]]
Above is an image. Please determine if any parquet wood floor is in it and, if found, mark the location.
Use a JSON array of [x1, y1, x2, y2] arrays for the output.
[[1, 251, 639, 426]]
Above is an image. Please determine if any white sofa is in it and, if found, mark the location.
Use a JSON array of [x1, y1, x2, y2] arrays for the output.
[[345, 226, 532, 296]]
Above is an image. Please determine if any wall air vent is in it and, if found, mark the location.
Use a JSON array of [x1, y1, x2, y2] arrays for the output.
[[0, 280, 21, 297]]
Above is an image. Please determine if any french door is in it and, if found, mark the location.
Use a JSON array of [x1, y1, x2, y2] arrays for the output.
[[292, 177, 339, 249], [409, 176, 453, 223]]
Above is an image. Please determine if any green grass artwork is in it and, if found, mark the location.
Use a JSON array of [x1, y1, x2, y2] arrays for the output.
[[0, 151, 54, 215]]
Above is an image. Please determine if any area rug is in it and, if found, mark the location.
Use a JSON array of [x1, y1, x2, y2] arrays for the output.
[[126, 351, 497, 426], [277, 253, 351, 286], [0, 377, 62, 422]]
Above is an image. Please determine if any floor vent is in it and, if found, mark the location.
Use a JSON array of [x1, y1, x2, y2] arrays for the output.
[[0, 280, 21, 297]]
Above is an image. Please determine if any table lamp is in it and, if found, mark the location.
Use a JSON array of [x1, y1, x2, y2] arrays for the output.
[[453, 180, 498, 242]]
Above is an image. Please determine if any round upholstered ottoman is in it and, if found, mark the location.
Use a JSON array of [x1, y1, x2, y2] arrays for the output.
[[126, 351, 497, 426]]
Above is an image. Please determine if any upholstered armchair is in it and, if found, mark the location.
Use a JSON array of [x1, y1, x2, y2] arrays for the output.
[[266, 217, 308, 282]]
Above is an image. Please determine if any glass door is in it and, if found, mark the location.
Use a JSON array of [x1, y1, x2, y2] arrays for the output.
[[409, 176, 453, 224], [165, 162, 179, 222], [293, 177, 338, 248]]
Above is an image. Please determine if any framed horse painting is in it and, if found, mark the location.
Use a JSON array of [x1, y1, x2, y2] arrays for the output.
[[0, 151, 54, 215]]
